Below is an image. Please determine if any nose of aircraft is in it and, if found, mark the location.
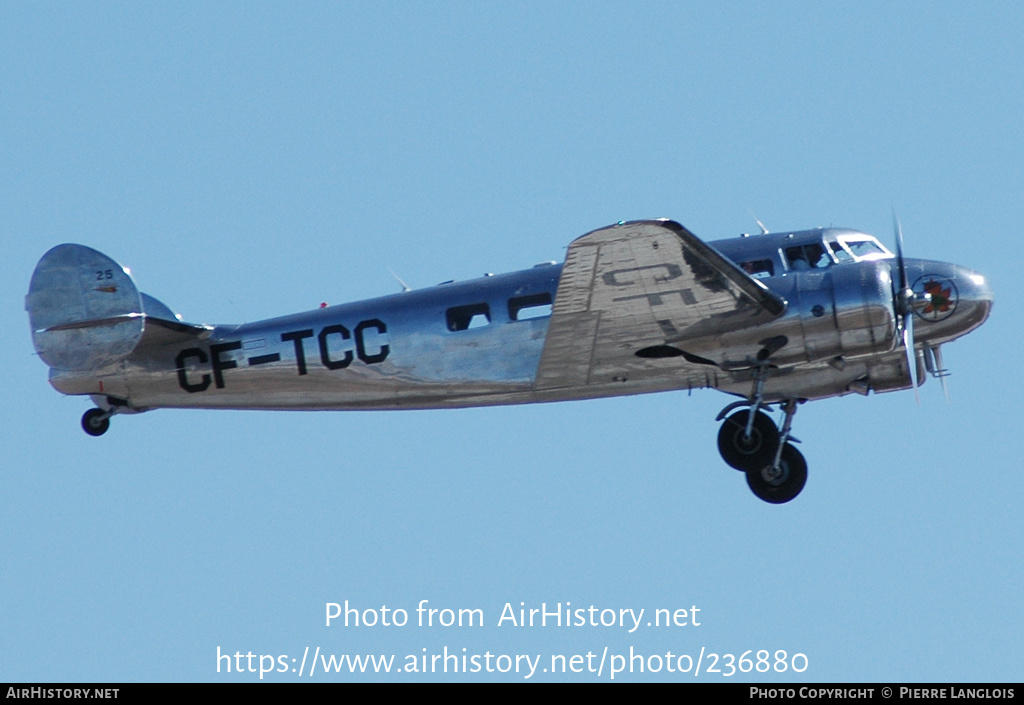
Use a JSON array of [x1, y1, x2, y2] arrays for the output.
[[911, 263, 993, 345]]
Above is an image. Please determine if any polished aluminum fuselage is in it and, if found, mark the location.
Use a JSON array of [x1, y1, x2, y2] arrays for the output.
[[48, 228, 992, 411]]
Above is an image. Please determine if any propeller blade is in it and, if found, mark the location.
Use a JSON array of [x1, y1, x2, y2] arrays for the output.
[[893, 210, 918, 404], [892, 210, 909, 293], [904, 311, 920, 405]]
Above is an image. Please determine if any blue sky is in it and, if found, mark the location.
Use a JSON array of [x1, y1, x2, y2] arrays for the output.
[[2, 2, 1021, 682]]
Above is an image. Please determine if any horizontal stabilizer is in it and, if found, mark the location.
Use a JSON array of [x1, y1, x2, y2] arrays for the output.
[[137, 291, 211, 343]]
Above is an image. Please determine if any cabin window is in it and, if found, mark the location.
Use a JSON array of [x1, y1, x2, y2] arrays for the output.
[[508, 293, 553, 320], [446, 303, 491, 331], [739, 259, 775, 279]]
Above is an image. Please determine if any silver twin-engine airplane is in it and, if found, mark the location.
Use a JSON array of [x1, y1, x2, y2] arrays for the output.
[[27, 218, 993, 503]]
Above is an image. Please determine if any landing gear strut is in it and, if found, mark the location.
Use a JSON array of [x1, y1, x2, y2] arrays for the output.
[[716, 394, 808, 504]]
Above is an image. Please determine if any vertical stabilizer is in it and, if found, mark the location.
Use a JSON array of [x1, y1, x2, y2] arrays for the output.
[[26, 244, 145, 371]]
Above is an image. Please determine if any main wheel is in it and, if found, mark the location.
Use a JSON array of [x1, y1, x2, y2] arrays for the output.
[[746, 443, 807, 504], [81, 408, 110, 437], [717, 409, 779, 471]]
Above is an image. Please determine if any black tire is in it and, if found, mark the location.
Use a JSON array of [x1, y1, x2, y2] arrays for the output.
[[717, 409, 779, 471], [746, 443, 807, 504], [81, 408, 110, 437]]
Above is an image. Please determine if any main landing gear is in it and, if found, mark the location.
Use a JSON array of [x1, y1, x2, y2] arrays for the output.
[[717, 396, 807, 504]]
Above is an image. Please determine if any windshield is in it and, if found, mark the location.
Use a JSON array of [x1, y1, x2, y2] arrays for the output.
[[832, 236, 893, 262]]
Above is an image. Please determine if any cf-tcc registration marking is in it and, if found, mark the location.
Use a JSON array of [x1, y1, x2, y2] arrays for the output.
[[175, 318, 389, 393]]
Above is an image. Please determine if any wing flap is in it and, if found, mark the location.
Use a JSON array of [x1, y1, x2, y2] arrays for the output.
[[533, 311, 601, 389]]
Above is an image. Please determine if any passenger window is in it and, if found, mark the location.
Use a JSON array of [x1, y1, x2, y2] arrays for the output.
[[508, 293, 553, 320], [740, 259, 775, 279], [446, 303, 491, 331]]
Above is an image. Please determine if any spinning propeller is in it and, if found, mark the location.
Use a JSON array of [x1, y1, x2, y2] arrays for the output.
[[891, 213, 950, 403], [891, 213, 919, 403]]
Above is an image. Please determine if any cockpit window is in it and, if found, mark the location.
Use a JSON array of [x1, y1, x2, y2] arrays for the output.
[[833, 236, 893, 262], [785, 243, 832, 271], [829, 241, 854, 262]]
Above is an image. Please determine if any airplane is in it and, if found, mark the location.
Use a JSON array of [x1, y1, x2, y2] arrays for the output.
[[26, 218, 993, 503]]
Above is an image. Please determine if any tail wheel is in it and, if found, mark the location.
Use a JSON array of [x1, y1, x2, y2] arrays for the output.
[[81, 408, 110, 437], [746, 443, 807, 504], [717, 409, 779, 471]]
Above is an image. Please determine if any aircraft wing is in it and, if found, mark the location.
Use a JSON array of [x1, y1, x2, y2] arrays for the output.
[[535, 219, 787, 390]]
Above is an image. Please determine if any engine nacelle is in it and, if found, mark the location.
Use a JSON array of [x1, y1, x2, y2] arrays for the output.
[[727, 261, 898, 369], [796, 262, 897, 362], [699, 262, 897, 370]]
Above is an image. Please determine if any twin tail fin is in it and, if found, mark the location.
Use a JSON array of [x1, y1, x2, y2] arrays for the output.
[[26, 244, 204, 371]]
